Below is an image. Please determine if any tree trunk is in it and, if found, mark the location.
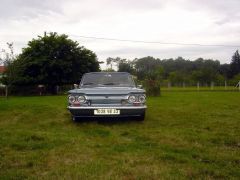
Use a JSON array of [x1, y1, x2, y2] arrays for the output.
[[5, 85, 8, 98]]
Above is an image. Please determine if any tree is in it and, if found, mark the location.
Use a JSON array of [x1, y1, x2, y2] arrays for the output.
[[106, 57, 127, 70], [102, 68, 115, 72], [0, 42, 15, 66], [215, 74, 225, 85], [229, 73, 240, 86], [168, 71, 186, 85], [118, 60, 134, 73], [106, 57, 115, 69], [134, 56, 160, 80], [191, 69, 218, 85], [5, 32, 100, 94], [0, 42, 16, 98], [219, 63, 230, 79], [229, 50, 240, 78]]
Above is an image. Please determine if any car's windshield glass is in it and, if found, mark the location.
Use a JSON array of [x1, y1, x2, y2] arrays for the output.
[[81, 73, 135, 87]]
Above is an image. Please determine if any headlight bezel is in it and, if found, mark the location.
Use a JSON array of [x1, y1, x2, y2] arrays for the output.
[[68, 94, 86, 104], [78, 95, 86, 103], [138, 94, 146, 103], [128, 94, 146, 104], [68, 95, 76, 103], [128, 95, 137, 103]]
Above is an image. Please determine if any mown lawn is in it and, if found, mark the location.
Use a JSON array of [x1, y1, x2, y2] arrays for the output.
[[161, 86, 239, 91], [0, 92, 240, 179]]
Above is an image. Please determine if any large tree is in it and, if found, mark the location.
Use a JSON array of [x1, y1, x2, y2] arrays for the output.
[[118, 61, 134, 73], [5, 32, 100, 93], [134, 56, 161, 80], [229, 50, 240, 78]]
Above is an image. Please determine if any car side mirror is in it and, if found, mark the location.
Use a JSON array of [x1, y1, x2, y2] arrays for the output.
[[73, 84, 78, 89], [137, 85, 143, 89]]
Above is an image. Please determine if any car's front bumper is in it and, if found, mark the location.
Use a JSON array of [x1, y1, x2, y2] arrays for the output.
[[67, 105, 147, 117]]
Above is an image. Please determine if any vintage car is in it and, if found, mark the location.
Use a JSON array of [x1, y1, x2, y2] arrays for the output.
[[67, 72, 146, 121]]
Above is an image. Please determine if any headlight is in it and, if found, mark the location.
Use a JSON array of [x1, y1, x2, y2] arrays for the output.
[[68, 95, 76, 103], [138, 95, 146, 103], [128, 95, 136, 103], [77, 95, 86, 103]]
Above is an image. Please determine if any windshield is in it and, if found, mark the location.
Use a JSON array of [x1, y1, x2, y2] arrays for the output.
[[80, 73, 135, 87]]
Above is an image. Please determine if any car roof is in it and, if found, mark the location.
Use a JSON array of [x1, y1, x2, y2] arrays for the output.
[[84, 72, 130, 75]]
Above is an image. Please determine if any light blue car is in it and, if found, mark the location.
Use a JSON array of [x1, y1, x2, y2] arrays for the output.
[[67, 72, 146, 121]]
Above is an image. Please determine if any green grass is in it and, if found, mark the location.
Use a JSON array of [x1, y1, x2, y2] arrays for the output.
[[161, 86, 239, 91], [0, 92, 240, 179]]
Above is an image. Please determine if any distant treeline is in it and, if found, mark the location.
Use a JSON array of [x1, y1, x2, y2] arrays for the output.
[[1, 32, 239, 96], [106, 50, 240, 86]]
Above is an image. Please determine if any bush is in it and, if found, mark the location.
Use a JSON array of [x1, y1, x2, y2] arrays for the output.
[[144, 79, 161, 96]]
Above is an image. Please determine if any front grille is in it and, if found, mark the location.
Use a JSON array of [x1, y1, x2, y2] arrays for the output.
[[86, 95, 127, 105], [91, 99, 121, 104]]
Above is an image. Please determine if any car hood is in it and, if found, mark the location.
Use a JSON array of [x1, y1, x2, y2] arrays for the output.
[[68, 87, 145, 95]]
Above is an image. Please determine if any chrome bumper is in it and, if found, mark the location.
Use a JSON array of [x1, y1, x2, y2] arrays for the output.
[[67, 105, 146, 117], [67, 105, 147, 110]]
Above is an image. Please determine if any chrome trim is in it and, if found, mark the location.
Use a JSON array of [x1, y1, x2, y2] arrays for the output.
[[68, 105, 147, 110], [89, 104, 123, 106], [85, 95, 128, 100]]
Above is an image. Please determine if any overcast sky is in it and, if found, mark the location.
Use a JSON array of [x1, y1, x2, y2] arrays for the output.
[[1, 0, 240, 67]]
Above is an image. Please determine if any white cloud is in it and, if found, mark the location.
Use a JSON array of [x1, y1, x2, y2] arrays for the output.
[[0, 0, 239, 67]]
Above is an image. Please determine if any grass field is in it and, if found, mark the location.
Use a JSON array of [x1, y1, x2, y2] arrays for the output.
[[0, 92, 240, 179], [161, 86, 239, 92]]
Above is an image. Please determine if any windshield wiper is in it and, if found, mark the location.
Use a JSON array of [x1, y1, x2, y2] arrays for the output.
[[102, 83, 119, 85]]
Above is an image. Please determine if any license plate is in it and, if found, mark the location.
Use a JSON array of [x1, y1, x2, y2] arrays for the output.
[[94, 109, 120, 115]]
